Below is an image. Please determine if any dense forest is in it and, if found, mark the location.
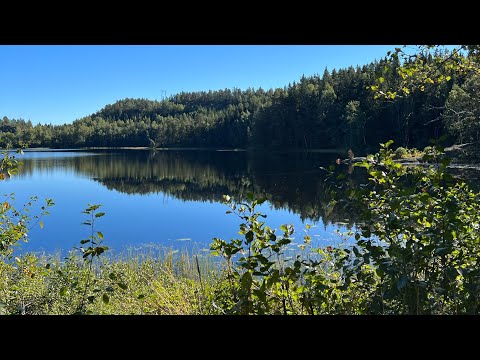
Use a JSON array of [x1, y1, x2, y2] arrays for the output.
[[1, 53, 478, 155]]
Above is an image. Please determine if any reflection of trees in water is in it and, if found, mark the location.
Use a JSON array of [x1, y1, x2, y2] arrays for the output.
[[249, 151, 366, 225], [18, 150, 365, 225]]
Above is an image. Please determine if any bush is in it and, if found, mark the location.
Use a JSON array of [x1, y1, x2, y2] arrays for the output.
[[209, 194, 374, 314], [210, 141, 480, 314], [394, 146, 408, 159]]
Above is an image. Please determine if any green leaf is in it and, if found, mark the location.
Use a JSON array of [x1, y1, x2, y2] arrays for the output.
[[60, 286, 68, 296], [108, 272, 116, 280], [353, 247, 360, 257], [95, 212, 105, 218], [379, 77, 384, 83], [97, 231, 104, 239], [117, 282, 128, 290], [241, 271, 253, 289], [80, 239, 90, 244], [256, 197, 267, 205], [137, 294, 146, 300], [384, 140, 394, 148], [246, 192, 254, 202], [39, 221, 44, 229], [102, 293, 109, 305]]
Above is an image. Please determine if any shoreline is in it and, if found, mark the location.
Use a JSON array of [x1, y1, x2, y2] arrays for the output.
[[13, 147, 346, 154]]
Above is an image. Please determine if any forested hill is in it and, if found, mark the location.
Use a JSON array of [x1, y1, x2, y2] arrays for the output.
[[1, 54, 478, 154]]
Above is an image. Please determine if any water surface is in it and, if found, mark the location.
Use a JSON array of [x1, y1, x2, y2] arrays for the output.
[[2, 149, 351, 256]]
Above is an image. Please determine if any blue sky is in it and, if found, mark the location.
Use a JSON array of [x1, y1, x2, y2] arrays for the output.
[[0, 45, 397, 125]]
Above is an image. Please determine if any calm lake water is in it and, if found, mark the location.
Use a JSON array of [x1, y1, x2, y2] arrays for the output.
[[2, 149, 352, 256]]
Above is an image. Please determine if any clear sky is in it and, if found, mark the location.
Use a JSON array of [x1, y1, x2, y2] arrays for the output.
[[0, 45, 397, 125]]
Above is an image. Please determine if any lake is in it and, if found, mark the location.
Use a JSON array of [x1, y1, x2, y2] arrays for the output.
[[2, 149, 353, 256]]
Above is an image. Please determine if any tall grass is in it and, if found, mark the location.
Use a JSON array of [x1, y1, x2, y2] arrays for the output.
[[0, 251, 218, 315]]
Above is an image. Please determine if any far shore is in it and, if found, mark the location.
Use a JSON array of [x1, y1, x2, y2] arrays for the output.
[[8, 147, 346, 154]]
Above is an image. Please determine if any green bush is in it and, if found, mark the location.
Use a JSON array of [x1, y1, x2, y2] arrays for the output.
[[209, 194, 374, 314], [394, 147, 408, 159], [341, 140, 480, 314], [209, 141, 480, 314]]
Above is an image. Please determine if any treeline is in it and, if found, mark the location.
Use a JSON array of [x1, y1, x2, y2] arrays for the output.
[[1, 54, 478, 154], [1, 89, 271, 149]]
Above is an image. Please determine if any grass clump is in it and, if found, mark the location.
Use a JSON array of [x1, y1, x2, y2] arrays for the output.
[[0, 251, 215, 315]]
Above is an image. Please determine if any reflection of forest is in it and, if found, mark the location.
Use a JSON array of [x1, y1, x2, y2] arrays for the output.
[[18, 150, 365, 225]]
